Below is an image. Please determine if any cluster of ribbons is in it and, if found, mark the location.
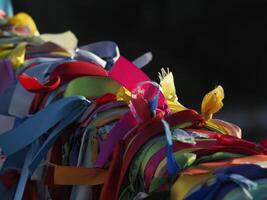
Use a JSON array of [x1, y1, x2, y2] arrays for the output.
[[1, 2, 267, 200]]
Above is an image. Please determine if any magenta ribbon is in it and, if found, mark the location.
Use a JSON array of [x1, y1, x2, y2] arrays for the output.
[[95, 111, 137, 167], [95, 56, 170, 167], [108, 56, 169, 113]]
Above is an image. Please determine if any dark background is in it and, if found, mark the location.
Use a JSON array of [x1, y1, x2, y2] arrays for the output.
[[13, 0, 267, 141]]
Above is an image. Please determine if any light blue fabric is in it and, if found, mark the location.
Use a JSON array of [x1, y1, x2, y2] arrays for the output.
[[161, 119, 180, 178], [0, 96, 89, 156], [13, 100, 89, 200], [0, 0, 13, 16]]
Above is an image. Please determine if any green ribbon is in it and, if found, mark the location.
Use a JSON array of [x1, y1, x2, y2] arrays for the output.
[[64, 76, 121, 98]]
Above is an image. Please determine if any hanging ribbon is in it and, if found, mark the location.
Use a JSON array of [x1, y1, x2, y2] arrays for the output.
[[0, 96, 89, 156], [161, 120, 180, 178], [18, 73, 61, 93]]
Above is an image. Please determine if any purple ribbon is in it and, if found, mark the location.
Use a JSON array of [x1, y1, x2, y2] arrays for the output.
[[95, 111, 137, 167], [0, 59, 14, 95]]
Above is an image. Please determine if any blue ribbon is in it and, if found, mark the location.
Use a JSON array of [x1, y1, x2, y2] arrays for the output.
[[0, 96, 89, 156], [161, 120, 180, 178], [185, 165, 259, 200], [0, 0, 13, 16], [78, 41, 120, 69], [28, 103, 88, 172], [148, 89, 159, 117], [12, 101, 89, 200]]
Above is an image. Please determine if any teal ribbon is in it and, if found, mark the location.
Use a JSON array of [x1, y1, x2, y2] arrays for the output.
[[0, 0, 13, 16]]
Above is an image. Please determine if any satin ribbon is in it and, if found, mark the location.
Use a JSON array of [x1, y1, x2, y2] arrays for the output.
[[86, 107, 128, 129], [108, 56, 169, 112], [0, 114, 15, 134], [222, 178, 267, 200], [50, 60, 107, 81], [51, 165, 107, 185], [8, 81, 35, 118], [115, 110, 204, 199], [66, 112, 118, 191], [95, 111, 137, 167], [132, 52, 153, 69], [182, 154, 267, 176], [12, 99, 89, 199], [184, 164, 264, 200], [21, 57, 65, 70], [143, 133, 262, 190], [0, 0, 13, 16], [119, 136, 165, 200], [9, 12, 39, 36], [68, 103, 127, 199], [64, 76, 121, 98], [18, 73, 61, 93], [79, 41, 120, 69], [19, 60, 109, 94], [0, 96, 89, 156], [8, 58, 69, 118], [80, 100, 127, 127], [26, 42, 69, 55], [40, 31, 78, 52], [100, 141, 124, 200], [154, 150, 197, 181], [171, 155, 267, 200], [0, 59, 14, 95], [29, 102, 89, 172], [14, 59, 107, 118], [156, 150, 242, 181], [161, 120, 180, 178], [13, 142, 37, 200]]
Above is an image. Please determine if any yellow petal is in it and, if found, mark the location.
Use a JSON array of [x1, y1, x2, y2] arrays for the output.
[[167, 100, 187, 113], [116, 86, 131, 103], [8, 42, 26, 69], [159, 68, 186, 112], [201, 85, 224, 120], [9, 12, 39, 36]]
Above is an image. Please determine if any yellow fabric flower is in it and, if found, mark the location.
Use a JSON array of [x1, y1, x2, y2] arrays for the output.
[[8, 42, 26, 69], [201, 85, 224, 120], [158, 68, 186, 112], [9, 12, 39, 36]]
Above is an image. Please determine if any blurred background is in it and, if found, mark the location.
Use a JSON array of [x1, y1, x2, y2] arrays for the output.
[[13, 0, 267, 141]]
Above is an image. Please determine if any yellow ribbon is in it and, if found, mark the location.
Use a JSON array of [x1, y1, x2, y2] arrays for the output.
[[40, 31, 78, 51], [116, 86, 132, 103], [201, 85, 242, 137], [9, 12, 39, 36], [171, 172, 213, 200], [8, 42, 26, 69], [201, 85, 224, 121], [158, 68, 186, 112]]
